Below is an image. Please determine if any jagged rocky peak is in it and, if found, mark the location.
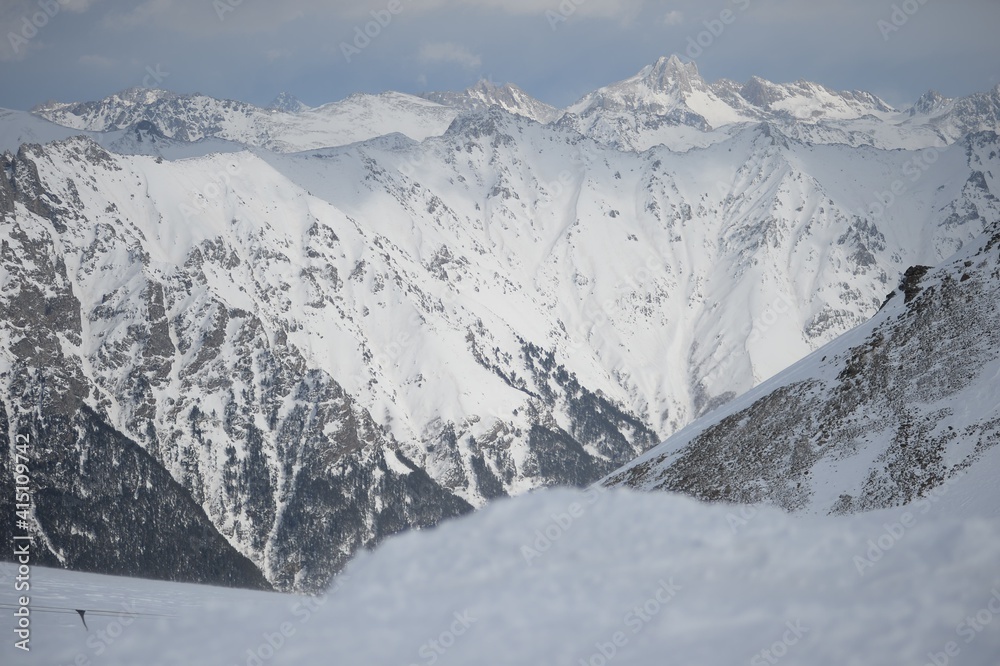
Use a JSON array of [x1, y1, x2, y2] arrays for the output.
[[421, 79, 559, 124], [112, 86, 180, 106], [631, 54, 705, 94], [462, 79, 537, 109], [132, 119, 166, 137], [467, 78, 513, 96], [34, 87, 177, 115], [443, 105, 520, 139], [564, 53, 722, 122], [739, 76, 894, 117], [268, 92, 309, 113], [739, 75, 784, 108], [910, 90, 950, 116]]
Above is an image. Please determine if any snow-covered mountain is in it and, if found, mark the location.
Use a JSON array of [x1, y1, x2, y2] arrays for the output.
[[560, 54, 904, 151], [267, 92, 310, 114], [4, 58, 1000, 593], [734, 75, 895, 121], [606, 199, 1000, 514], [32, 87, 458, 152], [567, 55, 756, 126], [904, 84, 1000, 139], [558, 55, 999, 151], [420, 79, 561, 124]]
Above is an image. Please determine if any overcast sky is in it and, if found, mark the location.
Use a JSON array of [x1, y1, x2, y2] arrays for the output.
[[1, 0, 997, 111]]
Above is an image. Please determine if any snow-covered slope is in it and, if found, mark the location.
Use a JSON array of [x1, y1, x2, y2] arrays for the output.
[[606, 203, 1000, 515], [32, 88, 458, 152], [6, 482, 1000, 665], [0, 108, 92, 152]]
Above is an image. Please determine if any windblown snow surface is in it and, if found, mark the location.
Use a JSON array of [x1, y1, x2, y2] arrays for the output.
[[3, 474, 1000, 665]]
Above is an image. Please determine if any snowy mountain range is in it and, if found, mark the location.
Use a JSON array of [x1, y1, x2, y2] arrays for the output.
[[30, 87, 458, 153], [26, 55, 1000, 154], [2, 54, 999, 593]]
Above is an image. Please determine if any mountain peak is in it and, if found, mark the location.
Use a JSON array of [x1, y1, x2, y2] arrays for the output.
[[420, 80, 559, 124], [468, 78, 507, 94], [268, 92, 309, 113], [739, 76, 781, 108], [640, 55, 702, 92], [910, 90, 951, 116]]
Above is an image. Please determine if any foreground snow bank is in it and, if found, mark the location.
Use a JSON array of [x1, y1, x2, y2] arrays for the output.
[[4, 487, 1000, 665]]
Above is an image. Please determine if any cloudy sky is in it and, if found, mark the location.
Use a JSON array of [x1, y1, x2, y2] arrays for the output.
[[1, 0, 997, 111]]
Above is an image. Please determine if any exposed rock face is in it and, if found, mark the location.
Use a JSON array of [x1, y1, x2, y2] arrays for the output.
[[0, 401, 272, 589], [606, 222, 1000, 515], [420, 80, 560, 124], [0, 141, 472, 593]]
